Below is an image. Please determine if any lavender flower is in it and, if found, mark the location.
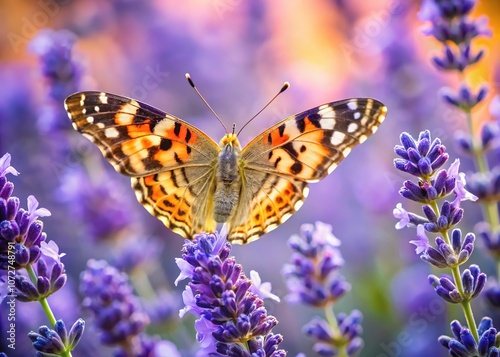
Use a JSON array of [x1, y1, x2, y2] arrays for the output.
[[29, 29, 82, 132], [0, 154, 50, 270], [176, 229, 286, 357], [79, 259, 177, 356], [15, 245, 67, 302], [28, 319, 85, 357], [439, 318, 499, 356], [420, 0, 491, 74], [428, 265, 486, 303], [282, 222, 362, 356], [393, 129, 488, 348], [0, 152, 84, 356]]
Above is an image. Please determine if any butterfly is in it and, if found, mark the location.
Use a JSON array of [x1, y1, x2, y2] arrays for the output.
[[64, 85, 387, 244]]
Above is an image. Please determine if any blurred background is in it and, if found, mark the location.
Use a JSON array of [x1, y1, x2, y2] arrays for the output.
[[0, 0, 499, 356]]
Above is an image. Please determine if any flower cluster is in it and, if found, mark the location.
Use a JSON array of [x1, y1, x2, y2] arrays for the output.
[[176, 229, 285, 357], [79, 259, 179, 357], [0, 153, 84, 356], [29, 29, 82, 133], [282, 222, 363, 357], [393, 129, 498, 353]]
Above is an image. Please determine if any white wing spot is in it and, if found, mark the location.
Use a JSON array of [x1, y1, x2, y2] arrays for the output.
[[342, 147, 352, 157], [64, 103, 68, 111], [303, 186, 310, 198], [99, 92, 108, 104], [79, 93, 85, 107], [82, 108, 87, 114], [71, 122, 78, 130], [264, 223, 278, 233], [67, 112, 72, 120], [115, 101, 139, 125], [327, 163, 338, 175], [330, 131, 346, 145], [347, 123, 358, 133], [281, 212, 292, 223], [359, 134, 368, 143], [294, 200, 304, 211], [94, 106, 100, 112], [318, 104, 333, 116], [96, 122, 105, 129], [86, 116, 94, 124], [347, 101, 358, 110], [353, 112, 361, 120], [104, 127, 120, 138], [319, 118, 336, 130]]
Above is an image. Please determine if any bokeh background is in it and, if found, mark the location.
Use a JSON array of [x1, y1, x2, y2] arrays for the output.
[[1, 0, 499, 356]]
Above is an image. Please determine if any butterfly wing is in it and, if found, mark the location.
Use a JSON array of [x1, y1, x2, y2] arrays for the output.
[[227, 98, 387, 244], [65, 91, 220, 239]]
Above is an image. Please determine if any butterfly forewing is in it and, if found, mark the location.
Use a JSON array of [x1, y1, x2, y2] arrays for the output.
[[65, 91, 220, 239], [226, 98, 387, 243]]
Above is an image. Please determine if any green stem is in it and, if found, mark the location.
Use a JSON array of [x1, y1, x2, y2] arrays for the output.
[[324, 303, 348, 357], [26, 265, 72, 357]]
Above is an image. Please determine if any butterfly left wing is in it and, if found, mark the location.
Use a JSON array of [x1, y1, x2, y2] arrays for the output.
[[227, 98, 387, 244], [64, 91, 221, 239]]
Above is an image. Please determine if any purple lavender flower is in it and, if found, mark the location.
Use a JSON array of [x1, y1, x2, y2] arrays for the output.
[[439, 318, 499, 356], [57, 167, 137, 241], [282, 222, 348, 307], [80, 259, 177, 356], [303, 311, 364, 357], [176, 229, 286, 357], [394, 130, 449, 179], [420, 0, 491, 74], [0, 154, 50, 270], [428, 264, 486, 303], [28, 319, 85, 356], [15, 243, 67, 302], [282, 222, 361, 356], [29, 29, 82, 133]]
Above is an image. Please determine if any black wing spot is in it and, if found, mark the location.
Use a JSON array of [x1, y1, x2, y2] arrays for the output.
[[300, 145, 306, 153], [185, 129, 192, 143], [177, 209, 186, 217], [282, 142, 298, 158], [290, 162, 303, 175], [174, 122, 181, 136], [174, 152, 184, 164], [160, 139, 172, 151], [274, 156, 282, 168], [296, 117, 305, 133], [254, 213, 261, 221], [266, 205, 273, 212], [278, 123, 286, 136], [276, 196, 284, 204], [163, 199, 174, 208], [308, 113, 322, 126]]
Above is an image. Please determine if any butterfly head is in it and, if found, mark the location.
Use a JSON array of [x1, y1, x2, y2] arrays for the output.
[[219, 133, 242, 152]]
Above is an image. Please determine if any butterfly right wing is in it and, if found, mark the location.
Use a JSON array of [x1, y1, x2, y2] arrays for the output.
[[65, 91, 220, 239]]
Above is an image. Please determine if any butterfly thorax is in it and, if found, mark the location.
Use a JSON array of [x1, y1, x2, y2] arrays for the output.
[[213, 133, 243, 223]]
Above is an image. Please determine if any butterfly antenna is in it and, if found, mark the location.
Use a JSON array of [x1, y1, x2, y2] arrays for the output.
[[237, 82, 289, 136], [186, 73, 229, 133]]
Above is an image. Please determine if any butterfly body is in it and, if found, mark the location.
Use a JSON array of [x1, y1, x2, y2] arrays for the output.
[[65, 90, 387, 244], [214, 134, 242, 222]]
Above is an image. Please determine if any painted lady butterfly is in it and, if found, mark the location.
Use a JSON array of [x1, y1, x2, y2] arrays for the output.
[[64, 79, 387, 244]]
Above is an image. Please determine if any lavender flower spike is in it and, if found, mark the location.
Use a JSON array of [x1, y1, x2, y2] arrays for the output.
[[177, 230, 286, 356]]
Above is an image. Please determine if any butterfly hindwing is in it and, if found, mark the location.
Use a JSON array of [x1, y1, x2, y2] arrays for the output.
[[227, 98, 387, 243], [65, 91, 220, 239]]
